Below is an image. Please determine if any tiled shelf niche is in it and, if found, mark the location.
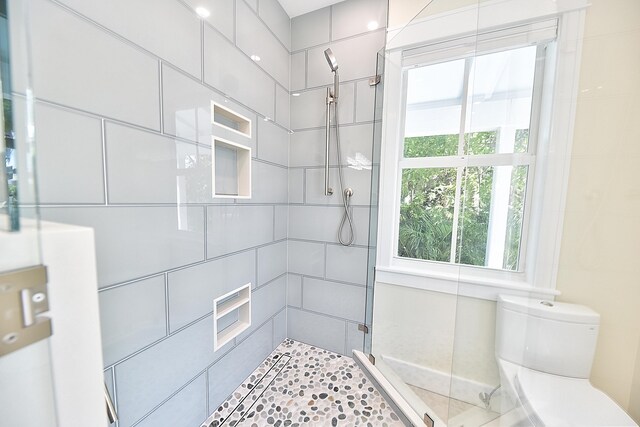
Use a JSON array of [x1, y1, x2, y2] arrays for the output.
[[212, 137, 251, 199], [211, 101, 252, 138], [213, 283, 251, 351]]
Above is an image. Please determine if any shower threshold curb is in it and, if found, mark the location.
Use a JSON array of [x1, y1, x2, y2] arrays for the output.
[[353, 350, 436, 427]]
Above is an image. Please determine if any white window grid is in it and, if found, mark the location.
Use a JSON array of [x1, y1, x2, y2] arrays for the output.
[[393, 44, 547, 274]]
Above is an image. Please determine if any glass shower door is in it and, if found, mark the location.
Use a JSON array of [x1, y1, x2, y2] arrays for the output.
[[446, 1, 617, 426], [0, 0, 59, 425], [363, 47, 385, 356], [364, 1, 482, 424]]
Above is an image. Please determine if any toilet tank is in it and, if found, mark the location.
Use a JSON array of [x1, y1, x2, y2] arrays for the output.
[[496, 295, 600, 378]]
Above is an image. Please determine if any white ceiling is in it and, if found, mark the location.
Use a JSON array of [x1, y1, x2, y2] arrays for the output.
[[277, 0, 346, 18]]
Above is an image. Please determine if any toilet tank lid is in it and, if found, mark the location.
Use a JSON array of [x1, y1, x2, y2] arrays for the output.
[[498, 295, 600, 324]]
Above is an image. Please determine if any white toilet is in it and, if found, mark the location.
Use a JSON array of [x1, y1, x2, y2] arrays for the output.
[[495, 294, 637, 426]]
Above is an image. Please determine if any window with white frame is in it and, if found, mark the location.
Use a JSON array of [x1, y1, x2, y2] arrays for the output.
[[397, 44, 542, 272], [377, 2, 588, 295]]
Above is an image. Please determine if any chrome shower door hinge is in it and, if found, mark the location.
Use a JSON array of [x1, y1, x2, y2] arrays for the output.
[[368, 354, 376, 365], [0, 265, 52, 357], [424, 412, 435, 427], [369, 75, 381, 86], [358, 324, 369, 334]]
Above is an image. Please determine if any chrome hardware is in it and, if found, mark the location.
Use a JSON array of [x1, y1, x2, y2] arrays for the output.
[[325, 87, 334, 196], [0, 265, 51, 357], [424, 412, 435, 427], [368, 354, 375, 365], [104, 382, 118, 424], [369, 75, 381, 86], [479, 384, 501, 409], [358, 324, 369, 334]]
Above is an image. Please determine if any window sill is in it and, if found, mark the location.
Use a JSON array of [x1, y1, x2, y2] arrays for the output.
[[375, 265, 560, 301]]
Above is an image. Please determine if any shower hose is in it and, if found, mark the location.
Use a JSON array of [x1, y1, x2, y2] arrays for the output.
[[331, 101, 356, 246]]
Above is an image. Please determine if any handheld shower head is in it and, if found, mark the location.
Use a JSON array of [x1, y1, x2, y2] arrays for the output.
[[324, 48, 338, 71], [324, 48, 340, 100]]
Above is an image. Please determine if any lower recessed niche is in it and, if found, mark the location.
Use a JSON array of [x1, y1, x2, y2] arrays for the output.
[[212, 137, 251, 199], [213, 283, 251, 351]]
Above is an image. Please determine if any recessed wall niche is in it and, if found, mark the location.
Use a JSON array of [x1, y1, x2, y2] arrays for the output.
[[212, 283, 251, 351], [212, 137, 251, 199], [211, 101, 252, 138]]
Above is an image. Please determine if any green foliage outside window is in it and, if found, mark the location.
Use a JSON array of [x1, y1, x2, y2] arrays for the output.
[[399, 130, 529, 271]]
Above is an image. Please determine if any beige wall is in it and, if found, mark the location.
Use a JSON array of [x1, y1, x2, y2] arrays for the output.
[[556, 0, 640, 420]]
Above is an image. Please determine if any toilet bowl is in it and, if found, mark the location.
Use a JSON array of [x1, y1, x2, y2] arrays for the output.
[[495, 295, 637, 427]]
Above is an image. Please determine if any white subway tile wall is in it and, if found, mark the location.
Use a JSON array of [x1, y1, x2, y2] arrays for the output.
[[236, 0, 289, 89], [258, 0, 292, 50], [21, 102, 105, 204], [290, 8, 330, 52], [287, 0, 386, 359], [99, 275, 167, 366], [181, 0, 235, 42], [23, 0, 385, 425], [24, 0, 291, 425], [288, 240, 325, 277], [167, 250, 256, 332], [135, 374, 208, 427], [161, 64, 258, 150], [257, 120, 289, 166], [26, 0, 161, 130], [257, 241, 288, 285]]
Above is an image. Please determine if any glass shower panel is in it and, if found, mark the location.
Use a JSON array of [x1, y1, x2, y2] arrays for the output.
[[369, 0, 640, 425], [0, 1, 58, 426], [0, 0, 42, 270], [445, 1, 630, 426], [366, 1, 482, 425], [447, 7, 543, 425], [363, 48, 385, 356]]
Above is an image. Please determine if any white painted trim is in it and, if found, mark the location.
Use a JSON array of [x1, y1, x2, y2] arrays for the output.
[[399, 153, 535, 169], [376, 1, 587, 298], [212, 283, 252, 351], [376, 49, 404, 273], [530, 10, 586, 291], [376, 267, 560, 301]]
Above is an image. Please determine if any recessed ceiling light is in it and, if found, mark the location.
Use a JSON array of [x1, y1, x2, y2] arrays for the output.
[[250, 54, 261, 62], [263, 117, 271, 122], [195, 7, 210, 18], [292, 93, 301, 97], [367, 21, 379, 31]]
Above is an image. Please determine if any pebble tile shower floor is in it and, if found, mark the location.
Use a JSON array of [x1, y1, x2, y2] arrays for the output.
[[202, 339, 404, 426]]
